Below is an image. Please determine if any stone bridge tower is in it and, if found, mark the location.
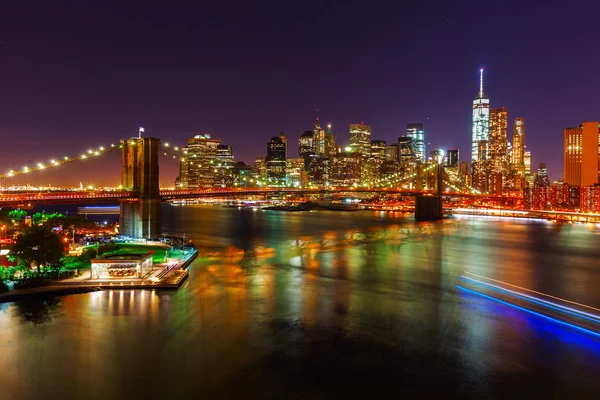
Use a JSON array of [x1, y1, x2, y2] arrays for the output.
[[120, 137, 161, 238]]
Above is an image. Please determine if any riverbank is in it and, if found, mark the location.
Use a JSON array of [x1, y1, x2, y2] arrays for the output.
[[0, 285, 104, 303], [0, 247, 198, 303]]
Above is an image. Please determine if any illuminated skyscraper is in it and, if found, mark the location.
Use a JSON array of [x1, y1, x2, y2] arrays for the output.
[[184, 134, 222, 188], [214, 144, 235, 187], [349, 123, 372, 156], [298, 131, 315, 158], [398, 136, 416, 168], [386, 143, 399, 163], [330, 151, 361, 186], [511, 118, 525, 173], [564, 122, 600, 186], [266, 133, 287, 187], [489, 107, 508, 174], [286, 157, 306, 187], [370, 140, 387, 183], [314, 118, 326, 157], [446, 149, 459, 168], [472, 69, 490, 165], [324, 124, 336, 158], [406, 123, 425, 163], [252, 156, 267, 185], [524, 150, 531, 175], [534, 163, 550, 187]]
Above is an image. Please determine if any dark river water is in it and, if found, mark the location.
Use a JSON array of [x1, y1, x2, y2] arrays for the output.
[[2, 206, 600, 399]]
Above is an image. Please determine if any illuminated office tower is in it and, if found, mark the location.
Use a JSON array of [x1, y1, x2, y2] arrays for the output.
[[511, 118, 525, 173], [298, 131, 315, 158], [386, 143, 399, 163], [252, 157, 267, 185], [371, 140, 387, 163], [324, 124, 336, 158], [330, 151, 361, 187], [534, 163, 550, 187], [564, 122, 600, 186], [286, 157, 306, 187], [370, 140, 387, 184], [398, 136, 416, 170], [266, 133, 287, 187], [349, 123, 372, 156], [472, 69, 490, 165], [185, 134, 222, 188], [214, 144, 235, 187], [446, 149, 459, 168], [314, 118, 326, 157], [406, 123, 425, 163], [488, 107, 508, 174], [524, 150, 531, 175]]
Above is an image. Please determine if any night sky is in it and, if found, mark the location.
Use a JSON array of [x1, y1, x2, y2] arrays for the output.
[[1, 0, 600, 186]]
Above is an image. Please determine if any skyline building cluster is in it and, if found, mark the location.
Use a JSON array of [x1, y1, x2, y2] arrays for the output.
[[469, 70, 532, 195], [528, 121, 600, 211], [171, 68, 600, 213], [174, 117, 444, 190]]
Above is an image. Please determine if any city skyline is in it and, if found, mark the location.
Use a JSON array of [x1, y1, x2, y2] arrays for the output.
[[2, 2, 600, 185]]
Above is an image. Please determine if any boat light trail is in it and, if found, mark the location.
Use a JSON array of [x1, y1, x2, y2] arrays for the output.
[[460, 276, 600, 324], [465, 272, 600, 313], [456, 286, 600, 339]]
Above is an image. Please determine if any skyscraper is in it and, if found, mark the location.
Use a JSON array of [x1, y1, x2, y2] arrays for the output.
[[488, 107, 508, 174], [446, 149, 459, 168], [534, 163, 550, 187], [524, 150, 531, 175], [386, 143, 399, 163], [398, 136, 416, 166], [511, 117, 526, 174], [252, 156, 267, 185], [266, 133, 287, 187], [370, 140, 387, 184], [286, 157, 306, 187], [214, 144, 235, 187], [406, 123, 425, 163], [564, 122, 600, 186], [324, 124, 336, 158], [314, 118, 326, 157], [349, 123, 372, 156], [298, 131, 315, 158], [184, 134, 222, 188], [472, 69, 490, 166]]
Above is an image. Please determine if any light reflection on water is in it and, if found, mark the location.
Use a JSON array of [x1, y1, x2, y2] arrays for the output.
[[1, 208, 600, 398]]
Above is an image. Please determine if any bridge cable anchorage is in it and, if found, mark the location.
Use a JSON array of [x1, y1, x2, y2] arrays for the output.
[[0, 143, 121, 181]]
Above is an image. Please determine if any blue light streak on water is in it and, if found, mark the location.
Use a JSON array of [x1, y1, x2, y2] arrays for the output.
[[459, 276, 600, 324], [456, 286, 600, 339]]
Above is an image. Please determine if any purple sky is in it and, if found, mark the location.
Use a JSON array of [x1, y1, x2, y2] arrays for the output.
[[1, 0, 600, 186]]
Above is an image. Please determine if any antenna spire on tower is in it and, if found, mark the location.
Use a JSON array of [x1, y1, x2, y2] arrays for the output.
[[479, 68, 484, 97]]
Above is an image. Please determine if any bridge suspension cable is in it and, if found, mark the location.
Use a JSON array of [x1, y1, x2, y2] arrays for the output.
[[0, 142, 121, 180]]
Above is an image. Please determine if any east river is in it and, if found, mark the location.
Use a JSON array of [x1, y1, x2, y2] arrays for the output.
[[2, 206, 600, 398]]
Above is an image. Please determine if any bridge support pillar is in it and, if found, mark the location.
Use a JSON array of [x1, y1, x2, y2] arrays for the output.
[[415, 162, 443, 221], [415, 196, 443, 220], [120, 199, 161, 239]]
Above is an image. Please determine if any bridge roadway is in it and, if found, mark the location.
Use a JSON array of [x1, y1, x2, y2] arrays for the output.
[[0, 187, 499, 206]]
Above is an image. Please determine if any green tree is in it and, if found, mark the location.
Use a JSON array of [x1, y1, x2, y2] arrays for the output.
[[8, 209, 27, 221], [9, 225, 65, 273]]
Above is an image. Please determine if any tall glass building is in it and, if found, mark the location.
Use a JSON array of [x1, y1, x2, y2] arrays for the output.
[[406, 123, 425, 163], [266, 133, 287, 187], [472, 69, 490, 166], [349, 123, 372, 156]]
